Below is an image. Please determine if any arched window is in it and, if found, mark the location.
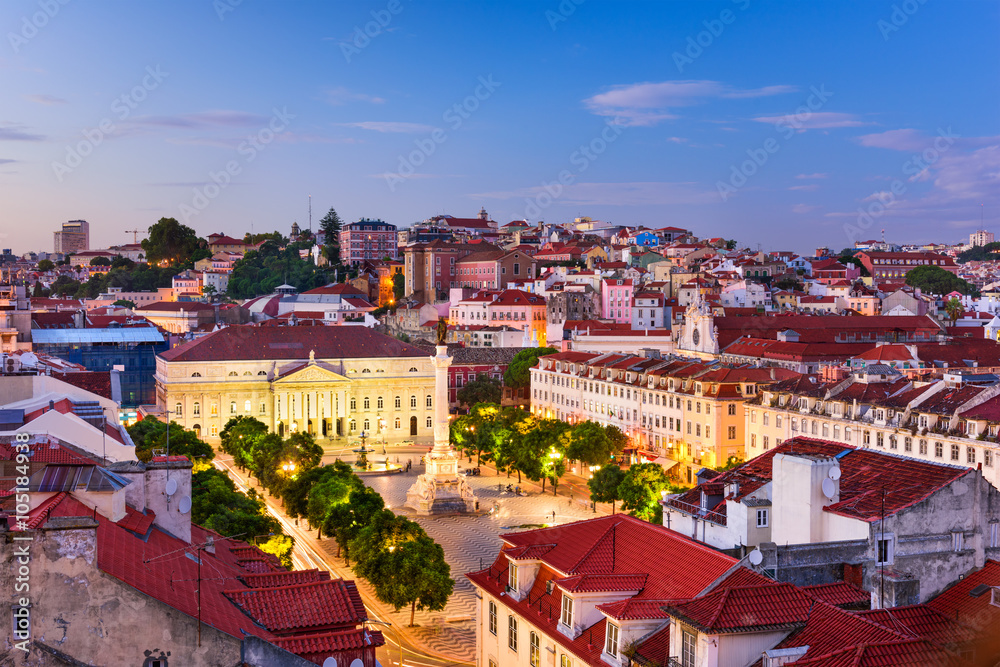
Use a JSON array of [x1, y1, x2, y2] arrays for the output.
[[409, 367, 418, 372], [363, 397, 370, 410], [395, 396, 401, 409], [193, 402, 200, 417], [426, 395, 432, 409], [362, 368, 371, 374], [192, 424, 201, 437], [228, 371, 237, 377], [394, 417, 401, 429], [363, 419, 370, 431], [243, 371, 252, 376], [259, 402, 266, 415], [426, 417, 433, 428], [349, 419, 356, 432], [210, 403, 218, 417], [377, 396, 384, 410], [244, 400, 251, 413], [257, 370, 267, 376], [191, 372, 202, 377], [350, 398, 357, 411], [410, 396, 417, 409], [174, 402, 182, 416], [230, 401, 237, 414]]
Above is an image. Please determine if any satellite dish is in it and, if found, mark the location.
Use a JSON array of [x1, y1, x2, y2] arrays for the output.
[[748, 549, 763, 566], [829, 467, 842, 481], [350, 660, 363, 667], [822, 477, 836, 500], [165, 479, 178, 496], [323, 659, 338, 667], [178, 496, 192, 514]]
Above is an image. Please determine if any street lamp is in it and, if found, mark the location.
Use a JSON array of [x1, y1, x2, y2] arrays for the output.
[[281, 461, 296, 473]]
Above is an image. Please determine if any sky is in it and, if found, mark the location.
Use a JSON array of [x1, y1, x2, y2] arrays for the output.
[[0, 0, 997, 255]]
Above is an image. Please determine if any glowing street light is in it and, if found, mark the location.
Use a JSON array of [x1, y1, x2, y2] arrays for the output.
[[281, 461, 296, 473]]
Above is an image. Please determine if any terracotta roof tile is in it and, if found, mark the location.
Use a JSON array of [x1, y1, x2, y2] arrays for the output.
[[224, 580, 368, 633], [664, 582, 813, 633], [242, 569, 331, 588]]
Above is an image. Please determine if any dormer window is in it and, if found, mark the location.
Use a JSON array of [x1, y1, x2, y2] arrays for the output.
[[604, 622, 620, 658], [560, 594, 573, 628], [508, 563, 518, 593]]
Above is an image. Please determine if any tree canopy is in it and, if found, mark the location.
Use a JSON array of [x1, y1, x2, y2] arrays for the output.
[[319, 207, 343, 265], [226, 240, 330, 298], [905, 265, 978, 297], [37, 259, 55, 271], [456, 374, 502, 408], [142, 217, 204, 265], [504, 347, 558, 390], [127, 419, 214, 467], [588, 464, 626, 513], [957, 241, 1000, 263], [619, 462, 671, 523]]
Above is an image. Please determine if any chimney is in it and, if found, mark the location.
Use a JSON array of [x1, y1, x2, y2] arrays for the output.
[[72, 309, 85, 329], [772, 453, 840, 545], [144, 456, 193, 543]]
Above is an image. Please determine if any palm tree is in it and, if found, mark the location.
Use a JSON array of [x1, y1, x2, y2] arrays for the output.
[[944, 297, 963, 326]]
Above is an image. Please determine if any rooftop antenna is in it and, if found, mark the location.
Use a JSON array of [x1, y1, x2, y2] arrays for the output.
[[308, 194, 312, 234]]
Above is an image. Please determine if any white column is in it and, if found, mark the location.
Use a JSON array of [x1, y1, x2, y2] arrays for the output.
[[431, 346, 452, 456]]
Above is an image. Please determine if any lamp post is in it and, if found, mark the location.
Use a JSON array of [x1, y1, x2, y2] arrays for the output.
[[367, 619, 402, 667]]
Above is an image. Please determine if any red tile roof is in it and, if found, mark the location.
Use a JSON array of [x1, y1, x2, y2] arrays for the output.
[[224, 580, 368, 634], [115, 504, 156, 535], [159, 325, 428, 362], [803, 581, 870, 608], [242, 569, 330, 588], [855, 605, 979, 647], [790, 638, 968, 667], [926, 559, 1000, 636], [555, 573, 648, 593], [664, 582, 814, 633], [271, 628, 384, 660]]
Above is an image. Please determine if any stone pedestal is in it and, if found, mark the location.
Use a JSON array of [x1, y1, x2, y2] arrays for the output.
[[405, 345, 478, 515]]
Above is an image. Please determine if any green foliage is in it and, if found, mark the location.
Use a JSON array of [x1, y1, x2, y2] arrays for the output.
[[323, 486, 385, 563], [126, 419, 214, 466], [724, 239, 738, 250], [517, 419, 571, 492], [774, 277, 803, 291], [111, 299, 136, 309], [50, 275, 81, 297], [392, 271, 405, 301], [619, 463, 671, 523], [281, 460, 358, 520], [905, 265, 978, 297], [226, 241, 331, 299], [319, 207, 343, 264], [191, 467, 284, 549], [37, 259, 55, 271], [395, 332, 411, 343], [567, 421, 626, 467], [837, 253, 869, 276], [306, 476, 355, 534], [90, 256, 111, 266], [220, 416, 269, 457], [111, 256, 135, 270], [588, 464, 626, 513], [716, 456, 744, 473], [944, 297, 964, 325], [504, 347, 558, 390], [32, 282, 47, 297], [456, 374, 502, 407], [142, 217, 204, 265], [258, 534, 294, 570], [957, 241, 1000, 263], [351, 510, 453, 626]]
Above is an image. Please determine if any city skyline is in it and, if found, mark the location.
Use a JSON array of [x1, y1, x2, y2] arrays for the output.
[[0, 0, 997, 255]]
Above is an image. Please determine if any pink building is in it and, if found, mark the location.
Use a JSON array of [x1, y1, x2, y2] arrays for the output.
[[601, 277, 634, 323], [450, 289, 547, 346], [339, 219, 399, 266]]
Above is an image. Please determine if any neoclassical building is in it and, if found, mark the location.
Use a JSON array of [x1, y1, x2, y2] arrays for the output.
[[155, 326, 437, 443]]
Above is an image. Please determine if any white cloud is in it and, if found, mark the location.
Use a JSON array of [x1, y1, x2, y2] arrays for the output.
[[339, 121, 436, 133], [325, 87, 386, 106], [584, 80, 796, 126], [792, 204, 820, 214], [796, 173, 827, 179], [24, 94, 67, 105], [752, 112, 869, 132], [789, 184, 819, 191]]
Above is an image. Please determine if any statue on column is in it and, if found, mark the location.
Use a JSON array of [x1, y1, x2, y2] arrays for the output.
[[436, 316, 448, 346]]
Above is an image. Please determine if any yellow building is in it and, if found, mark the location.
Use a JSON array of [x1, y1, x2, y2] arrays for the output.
[[155, 326, 437, 442]]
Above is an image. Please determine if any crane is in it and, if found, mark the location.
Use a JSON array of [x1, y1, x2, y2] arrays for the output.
[[125, 229, 142, 244]]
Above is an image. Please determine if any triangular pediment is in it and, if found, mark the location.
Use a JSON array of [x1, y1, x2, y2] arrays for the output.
[[273, 362, 349, 384]]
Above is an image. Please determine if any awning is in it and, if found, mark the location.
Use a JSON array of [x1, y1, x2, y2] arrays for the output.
[[652, 456, 679, 470]]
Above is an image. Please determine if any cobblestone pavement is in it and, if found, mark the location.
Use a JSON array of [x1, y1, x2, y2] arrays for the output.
[[358, 465, 604, 662]]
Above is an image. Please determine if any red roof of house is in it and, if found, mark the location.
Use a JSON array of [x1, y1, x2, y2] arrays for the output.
[[927, 559, 1000, 635], [242, 569, 331, 588], [301, 283, 365, 296], [223, 579, 367, 634], [856, 605, 979, 647], [160, 325, 428, 362], [115, 504, 156, 535], [664, 581, 814, 633], [790, 638, 968, 667], [802, 581, 870, 608]]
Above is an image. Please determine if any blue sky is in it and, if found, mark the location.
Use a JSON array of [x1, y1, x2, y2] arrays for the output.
[[0, 0, 997, 255]]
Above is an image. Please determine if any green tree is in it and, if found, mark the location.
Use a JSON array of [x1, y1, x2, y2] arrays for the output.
[[141, 217, 204, 266], [281, 460, 359, 520], [111, 256, 135, 270], [619, 463, 670, 523], [517, 419, 570, 492], [319, 207, 343, 264], [219, 416, 269, 461], [905, 265, 978, 297], [127, 419, 214, 467], [323, 486, 385, 563], [957, 241, 1000, 263], [352, 511, 453, 627], [567, 421, 625, 468], [37, 259, 55, 271], [588, 464, 626, 513], [90, 256, 111, 266], [307, 475, 355, 537], [503, 347, 558, 391], [944, 297, 964, 325], [457, 374, 503, 408], [392, 271, 405, 302], [111, 299, 136, 309], [32, 282, 47, 297], [202, 284, 217, 301]]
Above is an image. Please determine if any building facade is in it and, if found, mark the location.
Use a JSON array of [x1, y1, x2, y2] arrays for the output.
[[53, 219, 90, 254], [155, 326, 438, 442], [340, 219, 399, 266]]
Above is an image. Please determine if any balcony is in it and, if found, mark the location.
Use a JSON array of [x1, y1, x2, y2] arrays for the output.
[[667, 498, 726, 525]]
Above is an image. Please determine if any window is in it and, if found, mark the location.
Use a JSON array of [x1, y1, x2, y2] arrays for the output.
[[377, 396, 384, 410], [210, 403, 218, 417], [904, 436, 912, 452], [530, 632, 540, 667], [411, 395, 417, 409], [508, 616, 518, 652], [426, 416, 433, 428], [193, 402, 200, 416], [951, 443, 959, 461], [876, 536, 894, 565], [986, 450, 994, 467], [756, 509, 769, 528], [228, 371, 237, 376], [776, 415, 782, 428], [488, 601, 497, 635], [508, 563, 518, 592], [394, 395, 401, 408], [728, 403, 736, 416], [604, 622, 619, 658], [230, 401, 237, 415], [174, 402, 183, 416], [191, 372, 201, 377], [363, 397, 370, 410], [952, 531, 964, 552], [210, 425, 218, 437], [363, 419, 370, 432], [681, 629, 697, 667], [560, 595, 573, 628], [426, 395, 433, 408], [350, 398, 357, 411], [728, 426, 736, 440]]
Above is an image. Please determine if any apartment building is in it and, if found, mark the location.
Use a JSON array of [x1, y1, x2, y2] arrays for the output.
[[856, 251, 958, 284], [529, 351, 794, 483], [743, 365, 1000, 489], [403, 240, 495, 302], [339, 219, 399, 266], [451, 289, 548, 347], [455, 249, 536, 290]]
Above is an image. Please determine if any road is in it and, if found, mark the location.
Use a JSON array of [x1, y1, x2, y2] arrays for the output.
[[213, 448, 472, 667]]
